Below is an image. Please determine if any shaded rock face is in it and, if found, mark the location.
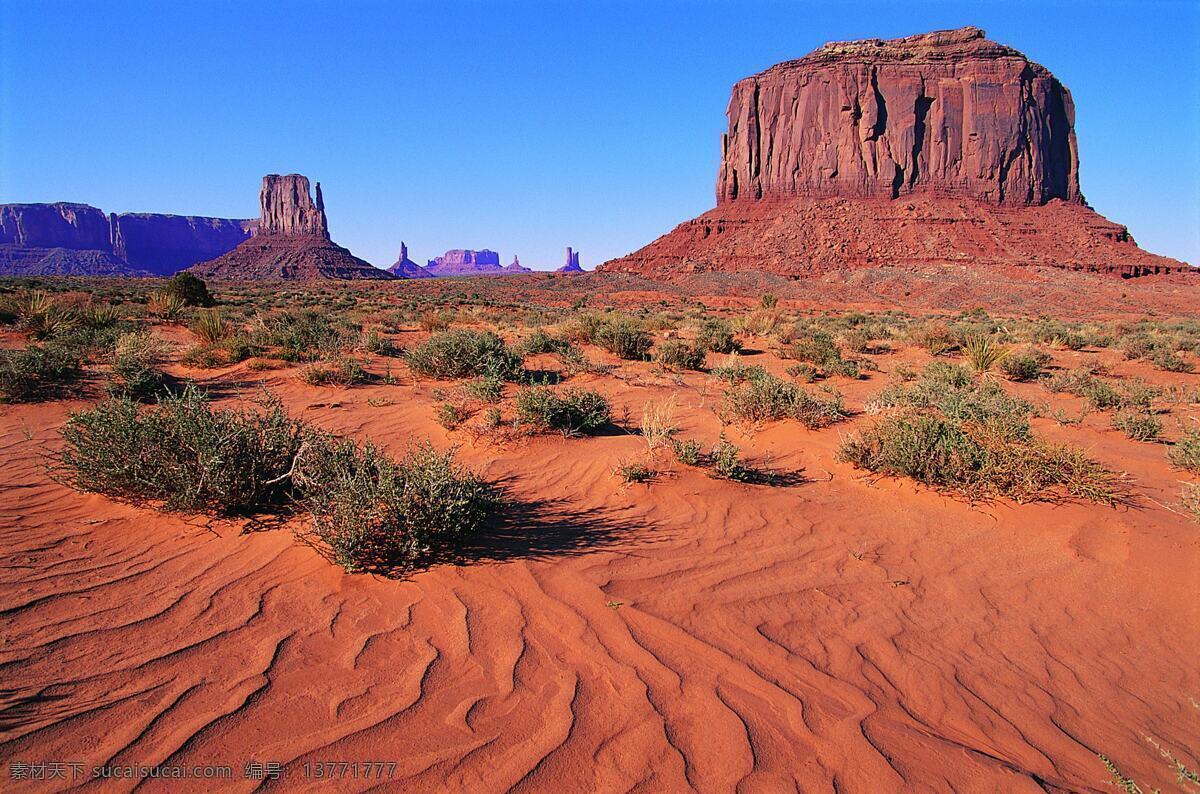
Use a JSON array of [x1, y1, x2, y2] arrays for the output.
[[556, 246, 584, 272], [258, 174, 329, 238], [190, 174, 391, 280], [387, 242, 433, 278], [603, 27, 1190, 278], [717, 27, 1080, 207], [504, 255, 531, 273], [0, 202, 252, 277], [425, 249, 504, 276]]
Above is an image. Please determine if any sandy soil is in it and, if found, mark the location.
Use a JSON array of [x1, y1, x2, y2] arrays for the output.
[[1, 324, 1197, 792]]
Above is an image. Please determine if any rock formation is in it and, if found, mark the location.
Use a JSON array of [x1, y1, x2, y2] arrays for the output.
[[387, 242, 433, 278], [504, 255, 532, 273], [602, 27, 1190, 278], [556, 247, 584, 273], [424, 249, 505, 277], [0, 202, 252, 276], [190, 175, 392, 280]]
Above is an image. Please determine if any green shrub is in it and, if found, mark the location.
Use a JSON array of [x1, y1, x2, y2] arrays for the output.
[[1151, 348, 1194, 373], [520, 329, 573, 356], [784, 326, 862, 378], [53, 388, 309, 515], [191, 308, 228, 345], [1111, 409, 1162, 442], [515, 386, 610, 435], [1000, 348, 1051, 382], [435, 401, 469, 430], [963, 335, 1009, 374], [405, 329, 523, 380], [711, 436, 751, 481], [252, 310, 350, 362], [723, 371, 845, 428], [616, 460, 654, 484], [671, 438, 703, 466], [594, 319, 652, 360], [163, 272, 215, 307], [0, 342, 83, 403], [108, 331, 171, 400], [1169, 428, 1200, 473], [654, 339, 707, 371], [297, 440, 498, 572], [465, 375, 504, 403], [711, 359, 768, 384], [300, 357, 366, 387], [696, 318, 740, 354]]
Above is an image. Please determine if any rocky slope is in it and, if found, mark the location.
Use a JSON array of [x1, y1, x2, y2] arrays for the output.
[[603, 27, 1191, 278], [190, 175, 392, 280], [387, 242, 433, 278], [0, 202, 252, 276]]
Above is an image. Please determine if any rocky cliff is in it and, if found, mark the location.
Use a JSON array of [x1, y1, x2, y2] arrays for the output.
[[0, 202, 253, 277], [190, 174, 391, 280], [504, 255, 532, 273], [425, 249, 504, 276], [387, 242, 433, 278], [603, 27, 1189, 278]]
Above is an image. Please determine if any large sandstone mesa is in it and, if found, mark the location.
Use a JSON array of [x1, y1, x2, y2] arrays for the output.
[[425, 249, 505, 277], [602, 27, 1190, 278], [0, 203, 252, 276], [190, 174, 392, 280]]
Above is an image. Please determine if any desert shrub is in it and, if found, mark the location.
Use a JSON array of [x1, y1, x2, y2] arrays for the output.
[[640, 397, 677, 451], [711, 436, 751, 481], [418, 309, 454, 332], [594, 319, 652, 360], [1044, 368, 1123, 410], [297, 440, 498, 572], [1184, 483, 1200, 524], [253, 310, 347, 362], [696, 318, 740, 354], [162, 272, 215, 307], [784, 326, 862, 378], [710, 357, 768, 385], [910, 322, 960, 356], [520, 329, 574, 356], [18, 290, 77, 340], [148, 290, 187, 320], [515, 386, 611, 435], [839, 412, 1122, 503], [963, 335, 1009, 374], [465, 375, 504, 403], [404, 329, 523, 380], [616, 460, 654, 484], [191, 308, 228, 345], [654, 339, 707, 371], [1120, 333, 1157, 360], [872, 363, 1033, 439], [435, 401, 469, 429], [0, 342, 83, 403], [1169, 428, 1200, 473], [359, 328, 395, 356], [723, 370, 846, 428], [300, 357, 366, 387], [1001, 347, 1051, 382], [671, 438, 703, 466], [1111, 409, 1162, 442], [53, 389, 309, 515], [1151, 348, 1194, 373], [108, 331, 171, 400]]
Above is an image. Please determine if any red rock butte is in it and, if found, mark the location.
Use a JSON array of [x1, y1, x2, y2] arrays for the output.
[[601, 27, 1192, 279], [190, 174, 392, 280]]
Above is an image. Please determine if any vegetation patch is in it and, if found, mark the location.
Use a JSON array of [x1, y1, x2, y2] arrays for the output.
[[404, 329, 524, 380], [515, 385, 611, 435]]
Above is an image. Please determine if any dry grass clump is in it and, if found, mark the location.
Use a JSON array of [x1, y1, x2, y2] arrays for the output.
[[107, 331, 172, 400], [842, 363, 1125, 504], [963, 334, 1009, 374], [191, 308, 228, 345], [404, 329, 524, 380], [1169, 427, 1200, 473], [695, 317, 741, 354], [300, 357, 367, 387], [640, 397, 678, 452]]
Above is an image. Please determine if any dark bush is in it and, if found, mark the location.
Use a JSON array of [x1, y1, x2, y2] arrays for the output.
[[654, 339, 707, 371], [696, 318, 740, 354], [594, 319, 652, 360], [163, 272, 215, 307], [1000, 347, 1051, 382]]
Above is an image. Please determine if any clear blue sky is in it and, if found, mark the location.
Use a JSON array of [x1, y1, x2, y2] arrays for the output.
[[2, 1, 1197, 270]]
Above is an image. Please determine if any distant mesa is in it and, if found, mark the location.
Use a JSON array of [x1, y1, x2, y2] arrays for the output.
[[601, 27, 1191, 278], [425, 249, 507, 277], [387, 242, 433, 278], [556, 246, 584, 273], [190, 174, 392, 280], [0, 201, 253, 277]]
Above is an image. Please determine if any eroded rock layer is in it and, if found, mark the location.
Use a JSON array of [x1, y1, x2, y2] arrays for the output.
[[603, 27, 1191, 278]]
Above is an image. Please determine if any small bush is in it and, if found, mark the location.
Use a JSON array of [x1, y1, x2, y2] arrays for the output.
[[711, 436, 751, 481], [1183, 483, 1200, 524], [53, 388, 309, 515], [253, 310, 346, 362], [148, 290, 186, 320], [1151, 348, 1194, 373], [191, 309, 228, 345], [520, 329, 573, 356], [108, 331, 171, 400], [465, 375, 504, 403], [300, 357, 366, 387], [163, 272, 215, 307], [616, 460, 654, 484], [671, 438, 703, 466], [964, 335, 1009, 374], [723, 370, 846, 428], [1111, 409, 1162, 441], [640, 397, 677, 451], [515, 386, 611, 435], [696, 318, 740, 354], [594, 319, 652, 360], [654, 340, 706, 371], [0, 342, 83, 403], [297, 440, 498, 572], [404, 329, 524, 380], [1001, 348, 1051, 382], [435, 401, 469, 430], [1169, 428, 1200, 473]]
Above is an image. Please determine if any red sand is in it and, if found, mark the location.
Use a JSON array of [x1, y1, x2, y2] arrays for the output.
[[1, 330, 1197, 791]]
